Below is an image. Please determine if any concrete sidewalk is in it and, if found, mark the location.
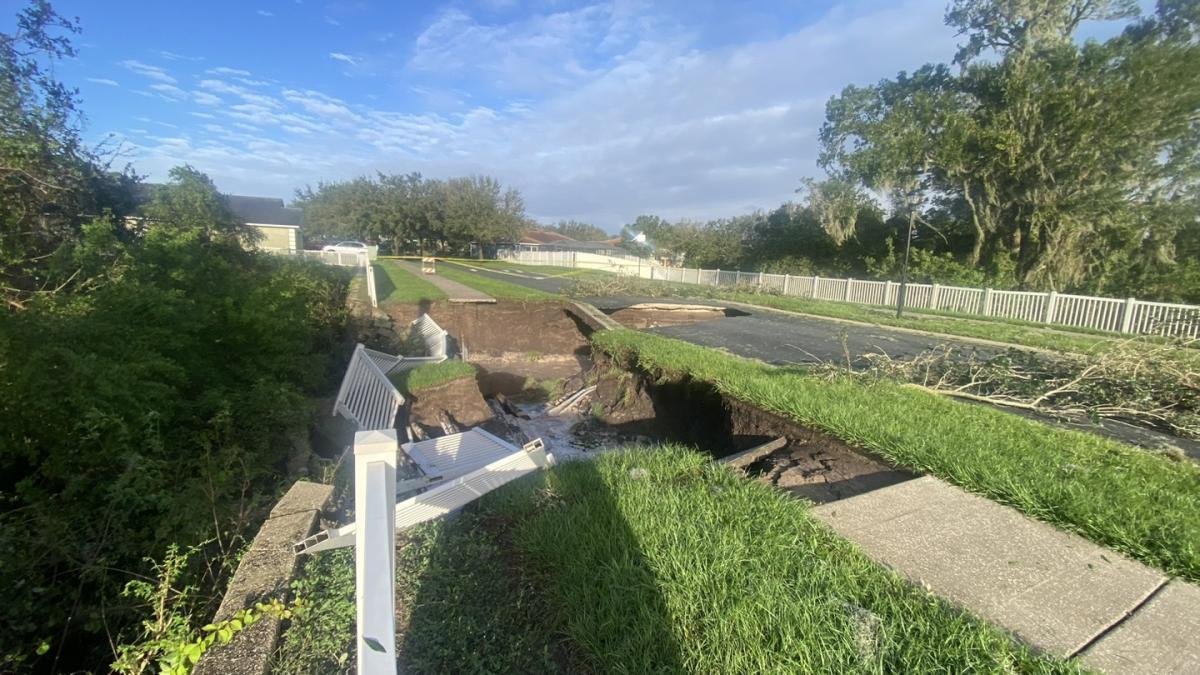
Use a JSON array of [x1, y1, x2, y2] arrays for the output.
[[393, 259, 495, 303], [812, 476, 1199, 673]]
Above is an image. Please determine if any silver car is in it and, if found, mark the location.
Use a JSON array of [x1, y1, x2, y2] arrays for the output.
[[321, 240, 368, 254]]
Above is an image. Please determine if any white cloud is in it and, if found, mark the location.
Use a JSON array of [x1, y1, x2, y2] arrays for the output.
[[409, 6, 620, 91], [193, 91, 223, 106], [119, 60, 176, 84], [150, 83, 189, 100], [118, 0, 962, 226], [329, 52, 358, 66], [158, 50, 202, 61], [207, 66, 252, 76], [87, 77, 119, 86], [256, 9, 274, 17]]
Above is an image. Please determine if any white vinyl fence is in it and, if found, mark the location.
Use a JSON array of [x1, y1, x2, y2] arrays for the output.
[[269, 249, 378, 308], [500, 250, 1200, 339]]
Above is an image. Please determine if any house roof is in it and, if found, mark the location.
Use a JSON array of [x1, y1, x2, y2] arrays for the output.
[[225, 195, 303, 227], [133, 184, 303, 227], [541, 239, 619, 252], [520, 230, 575, 245]]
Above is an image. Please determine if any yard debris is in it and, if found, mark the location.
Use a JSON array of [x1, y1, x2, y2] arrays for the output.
[[838, 338, 1200, 440]]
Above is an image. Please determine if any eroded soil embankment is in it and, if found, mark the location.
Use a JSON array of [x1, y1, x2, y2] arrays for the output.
[[386, 300, 599, 396], [588, 351, 915, 503]]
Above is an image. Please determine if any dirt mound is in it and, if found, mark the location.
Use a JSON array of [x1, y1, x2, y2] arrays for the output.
[[408, 376, 493, 438]]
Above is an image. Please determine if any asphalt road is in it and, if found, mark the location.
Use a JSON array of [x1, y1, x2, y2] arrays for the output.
[[445, 263, 1000, 366]]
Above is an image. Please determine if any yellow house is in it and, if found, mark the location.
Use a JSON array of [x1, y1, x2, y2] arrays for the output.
[[226, 195, 304, 253]]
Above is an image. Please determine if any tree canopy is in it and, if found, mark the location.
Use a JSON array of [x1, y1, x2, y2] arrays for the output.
[[820, 0, 1200, 291], [295, 172, 527, 255]]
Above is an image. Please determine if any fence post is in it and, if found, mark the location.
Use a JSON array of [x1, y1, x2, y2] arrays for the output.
[[354, 429, 398, 675], [1042, 291, 1058, 324], [930, 283, 941, 310], [715, 269, 721, 286], [811, 275, 820, 299], [884, 281, 893, 306], [844, 278, 854, 302], [1118, 297, 1136, 333], [758, 271, 764, 287], [981, 287, 993, 316], [783, 274, 791, 295]]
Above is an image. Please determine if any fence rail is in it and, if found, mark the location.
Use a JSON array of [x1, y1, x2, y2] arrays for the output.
[[500, 250, 1200, 339], [334, 344, 405, 431]]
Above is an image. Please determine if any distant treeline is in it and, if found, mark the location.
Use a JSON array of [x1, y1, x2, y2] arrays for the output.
[[295, 173, 528, 256]]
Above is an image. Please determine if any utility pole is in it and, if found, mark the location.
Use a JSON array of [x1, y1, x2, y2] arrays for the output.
[[896, 211, 916, 318]]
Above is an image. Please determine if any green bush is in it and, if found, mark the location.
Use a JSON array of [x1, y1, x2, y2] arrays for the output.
[[0, 168, 350, 671]]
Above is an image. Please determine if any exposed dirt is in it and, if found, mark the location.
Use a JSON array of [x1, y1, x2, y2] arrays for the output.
[[589, 352, 915, 503], [407, 376, 495, 438], [386, 300, 592, 360], [472, 353, 589, 397], [607, 303, 744, 329]]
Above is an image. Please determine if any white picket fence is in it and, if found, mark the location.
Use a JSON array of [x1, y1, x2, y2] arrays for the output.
[[500, 250, 1200, 339]]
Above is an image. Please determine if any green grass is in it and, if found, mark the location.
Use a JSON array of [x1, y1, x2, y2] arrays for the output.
[[389, 359, 477, 393], [374, 260, 448, 304], [435, 262, 559, 300], [593, 329, 1200, 583], [392, 446, 1076, 673], [396, 514, 562, 673], [452, 259, 611, 278], [273, 549, 356, 674]]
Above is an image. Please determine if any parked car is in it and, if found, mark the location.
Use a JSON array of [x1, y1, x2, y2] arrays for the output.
[[322, 241, 368, 254]]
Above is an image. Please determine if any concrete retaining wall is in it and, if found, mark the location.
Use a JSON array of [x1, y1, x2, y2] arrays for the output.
[[195, 480, 333, 675]]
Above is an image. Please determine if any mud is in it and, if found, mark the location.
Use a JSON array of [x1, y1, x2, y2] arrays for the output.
[[406, 376, 495, 439], [606, 303, 746, 329], [472, 353, 589, 397]]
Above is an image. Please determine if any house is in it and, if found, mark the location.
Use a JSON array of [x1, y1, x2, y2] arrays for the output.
[[225, 195, 304, 253], [131, 185, 305, 253], [513, 230, 623, 256]]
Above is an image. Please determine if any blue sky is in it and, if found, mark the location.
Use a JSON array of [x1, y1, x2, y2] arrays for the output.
[[10, 1, 1137, 230]]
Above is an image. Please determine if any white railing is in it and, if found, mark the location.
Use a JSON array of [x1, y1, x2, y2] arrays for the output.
[[363, 255, 378, 308], [353, 429, 397, 675], [500, 250, 1200, 339], [334, 344, 406, 431]]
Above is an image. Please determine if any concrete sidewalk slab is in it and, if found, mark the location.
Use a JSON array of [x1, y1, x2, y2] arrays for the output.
[[1081, 580, 1200, 674], [393, 259, 495, 303], [811, 476, 1165, 658]]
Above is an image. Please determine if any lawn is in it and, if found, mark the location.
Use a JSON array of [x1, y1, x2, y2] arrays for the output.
[[374, 260, 448, 304], [388, 360, 477, 394], [593, 329, 1200, 583], [448, 258, 609, 278], [434, 262, 559, 300], [285, 446, 1077, 673]]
